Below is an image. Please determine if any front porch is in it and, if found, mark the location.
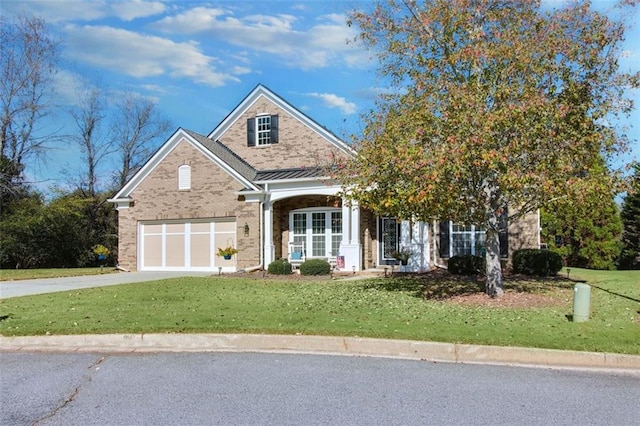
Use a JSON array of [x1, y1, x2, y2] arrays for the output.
[[266, 194, 367, 271]]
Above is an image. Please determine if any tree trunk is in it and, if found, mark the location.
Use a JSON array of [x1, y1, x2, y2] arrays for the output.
[[485, 227, 504, 297]]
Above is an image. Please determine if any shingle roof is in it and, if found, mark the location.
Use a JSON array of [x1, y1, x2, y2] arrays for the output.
[[183, 128, 257, 181], [184, 129, 331, 185]]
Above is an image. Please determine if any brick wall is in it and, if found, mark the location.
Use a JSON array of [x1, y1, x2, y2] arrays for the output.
[[117, 138, 261, 271], [217, 96, 349, 170]]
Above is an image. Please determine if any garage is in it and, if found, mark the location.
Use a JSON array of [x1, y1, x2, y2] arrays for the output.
[[138, 218, 236, 271]]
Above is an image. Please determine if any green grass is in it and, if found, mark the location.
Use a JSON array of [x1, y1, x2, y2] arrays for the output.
[[0, 267, 117, 281], [0, 268, 638, 354]]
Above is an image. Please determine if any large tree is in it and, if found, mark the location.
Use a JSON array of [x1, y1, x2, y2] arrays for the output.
[[0, 15, 59, 205], [112, 93, 171, 188], [70, 85, 111, 198], [619, 163, 640, 269], [341, 0, 638, 296]]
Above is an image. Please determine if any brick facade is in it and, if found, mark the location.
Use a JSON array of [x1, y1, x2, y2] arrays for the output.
[[117, 139, 261, 271], [217, 97, 348, 170], [113, 85, 540, 273]]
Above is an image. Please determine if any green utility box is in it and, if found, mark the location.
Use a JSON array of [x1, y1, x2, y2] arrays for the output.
[[572, 283, 591, 322]]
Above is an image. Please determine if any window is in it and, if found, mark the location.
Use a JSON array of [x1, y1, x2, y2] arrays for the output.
[[440, 216, 508, 258], [290, 208, 342, 258], [178, 165, 191, 190], [451, 223, 485, 256], [247, 115, 279, 146], [257, 115, 271, 146]]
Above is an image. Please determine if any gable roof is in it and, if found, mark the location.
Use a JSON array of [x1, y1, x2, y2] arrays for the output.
[[110, 84, 353, 202], [110, 127, 261, 200], [207, 84, 355, 157], [182, 129, 257, 182]]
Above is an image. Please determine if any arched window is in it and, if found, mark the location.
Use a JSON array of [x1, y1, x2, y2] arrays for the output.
[[178, 165, 191, 190]]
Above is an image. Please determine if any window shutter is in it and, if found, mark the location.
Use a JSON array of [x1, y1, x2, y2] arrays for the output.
[[439, 221, 450, 258], [270, 114, 278, 144], [499, 207, 508, 258], [247, 118, 255, 147]]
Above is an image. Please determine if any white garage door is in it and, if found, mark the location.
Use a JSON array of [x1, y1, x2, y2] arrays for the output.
[[139, 219, 236, 271]]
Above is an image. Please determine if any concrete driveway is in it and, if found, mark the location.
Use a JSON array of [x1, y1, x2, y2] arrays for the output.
[[0, 271, 212, 299]]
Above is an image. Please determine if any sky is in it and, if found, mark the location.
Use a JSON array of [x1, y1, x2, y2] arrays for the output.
[[1, 0, 639, 193]]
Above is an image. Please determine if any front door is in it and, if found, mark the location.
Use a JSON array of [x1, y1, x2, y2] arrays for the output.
[[380, 217, 399, 263]]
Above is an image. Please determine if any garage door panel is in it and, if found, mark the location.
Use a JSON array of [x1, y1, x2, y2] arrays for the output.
[[139, 219, 235, 271], [144, 235, 163, 267], [191, 234, 210, 267], [166, 234, 185, 267]]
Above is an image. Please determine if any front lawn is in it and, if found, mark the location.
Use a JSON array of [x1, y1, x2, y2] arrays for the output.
[[0, 268, 638, 354]]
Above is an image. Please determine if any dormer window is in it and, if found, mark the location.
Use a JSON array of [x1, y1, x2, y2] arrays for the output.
[[247, 114, 278, 146]]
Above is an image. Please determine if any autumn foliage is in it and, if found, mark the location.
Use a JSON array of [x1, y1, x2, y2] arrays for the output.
[[339, 0, 638, 295]]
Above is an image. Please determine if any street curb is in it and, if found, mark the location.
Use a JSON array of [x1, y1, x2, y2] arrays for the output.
[[1, 334, 639, 374]]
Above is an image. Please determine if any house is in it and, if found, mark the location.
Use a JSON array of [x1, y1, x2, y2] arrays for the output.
[[109, 84, 540, 273]]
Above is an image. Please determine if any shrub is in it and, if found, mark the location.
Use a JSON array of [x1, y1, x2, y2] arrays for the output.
[[267, 259, 292, 275], [448, 255, 485, 275], [300, 258, 331, 276], [512, 249, 563, 276]]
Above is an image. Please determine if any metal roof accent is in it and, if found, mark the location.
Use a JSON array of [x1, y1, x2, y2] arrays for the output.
[[254, 167, 327, 182]]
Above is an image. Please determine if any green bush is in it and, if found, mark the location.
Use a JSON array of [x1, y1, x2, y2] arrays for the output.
[[300, 258, 331, 276], [448, 255, 485, 275], [512, 249, 563, 276], [267, 259, 292, 275]]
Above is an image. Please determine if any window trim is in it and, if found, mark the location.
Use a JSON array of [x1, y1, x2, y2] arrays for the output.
[[178, 164, 191, 190], [247, 114, 278, 147], [289, 207, 342, 258], [256, 114, 271, 146], [450, 222, 485, 257]]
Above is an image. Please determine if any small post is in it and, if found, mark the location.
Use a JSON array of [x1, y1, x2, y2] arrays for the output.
[[218, 266, 222, 276], [573, 283, 591, 322]]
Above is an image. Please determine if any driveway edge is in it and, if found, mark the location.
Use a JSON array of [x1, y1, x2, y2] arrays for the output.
[[1, 334, 639, 373]]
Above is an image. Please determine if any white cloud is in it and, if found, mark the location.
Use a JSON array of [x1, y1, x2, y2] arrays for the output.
[[306, 92, 357, 115], [2, 0, 165, 23], [63, 24, 238, 86], [111, 0, 166, 21], [152, 8, 365, 70]]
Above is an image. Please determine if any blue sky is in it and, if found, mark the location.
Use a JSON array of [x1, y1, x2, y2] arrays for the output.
[[2, 0, 639, 193]]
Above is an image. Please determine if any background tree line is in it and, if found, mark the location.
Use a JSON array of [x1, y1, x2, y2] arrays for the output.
[[1, 15, 170, 269]]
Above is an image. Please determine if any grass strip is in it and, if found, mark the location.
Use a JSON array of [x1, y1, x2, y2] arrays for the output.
[[0, 267, 117, 281]]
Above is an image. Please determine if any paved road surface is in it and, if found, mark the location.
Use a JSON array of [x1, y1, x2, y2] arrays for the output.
[[1, 352, 639, 426], [0, 271, 211, 299]]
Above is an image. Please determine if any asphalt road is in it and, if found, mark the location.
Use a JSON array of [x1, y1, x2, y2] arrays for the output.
[[1, 352, 639, 426]]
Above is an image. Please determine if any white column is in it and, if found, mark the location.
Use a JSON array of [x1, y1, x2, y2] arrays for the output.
[[263, 199, 275, 266], [340, 200, 362, 271], [350, 202, 360, 245], [341, 198, 351, 245]]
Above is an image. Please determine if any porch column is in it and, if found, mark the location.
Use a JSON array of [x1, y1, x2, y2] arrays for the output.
[[350, 202, 360, 245], [263, 199, 275, 266], [341, 199, 351, 245], [340, 200, 362, 271]]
